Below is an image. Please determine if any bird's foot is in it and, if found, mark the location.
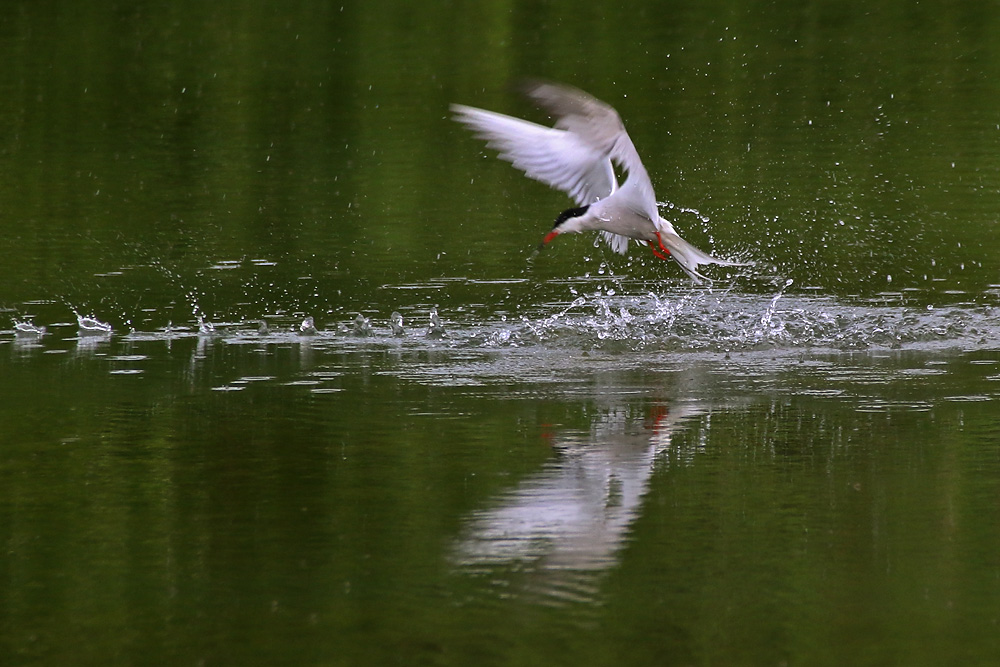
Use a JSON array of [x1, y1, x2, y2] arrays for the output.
[[648, 234, 671, 261]]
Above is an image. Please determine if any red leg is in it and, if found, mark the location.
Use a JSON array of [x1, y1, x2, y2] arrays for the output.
[[647, 232, 672, 260], [656, 231, 672, 256], [647, 241, 669, 260]]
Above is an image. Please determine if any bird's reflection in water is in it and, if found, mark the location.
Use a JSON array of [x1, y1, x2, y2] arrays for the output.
[[453, 401, 706, 603]]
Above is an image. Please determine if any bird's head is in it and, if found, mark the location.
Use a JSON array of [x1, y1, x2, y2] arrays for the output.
[[539, 205, 590, 249]]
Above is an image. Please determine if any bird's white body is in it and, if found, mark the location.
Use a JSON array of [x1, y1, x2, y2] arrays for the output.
[[565, 198, 666, 244], [452, 81, 744, 282]]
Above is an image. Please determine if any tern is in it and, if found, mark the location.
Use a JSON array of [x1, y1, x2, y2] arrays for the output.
[[452, 81, 744, 282]]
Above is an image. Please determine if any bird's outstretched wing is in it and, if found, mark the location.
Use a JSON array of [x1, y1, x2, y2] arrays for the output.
[[451, 104, 617, 208], [520, 81, 660, 225], [455, 81, 749, 276]]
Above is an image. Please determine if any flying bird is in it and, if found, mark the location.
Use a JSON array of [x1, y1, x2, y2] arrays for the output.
[[452, 81, 744, 282]]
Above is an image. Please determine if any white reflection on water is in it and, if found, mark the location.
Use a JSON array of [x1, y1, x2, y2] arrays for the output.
[[74, 332, 112, 356], [453, 402, 706, 600]]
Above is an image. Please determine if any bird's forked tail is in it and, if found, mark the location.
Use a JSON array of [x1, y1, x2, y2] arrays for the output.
[[657, 232, 750, 284]]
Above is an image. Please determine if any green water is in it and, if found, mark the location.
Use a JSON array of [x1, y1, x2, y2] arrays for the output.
[[4, 1, 1000, 665]]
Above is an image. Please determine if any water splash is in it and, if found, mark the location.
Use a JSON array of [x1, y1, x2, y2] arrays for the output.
[[76, 313, 112, 335], [390, 311, 405, 336], [187, 289, 217, 334], [352, 314, 373, 337], [14, 321, 46, 337], [658, 200, 712, 225], [10, 278, 1000, 356], [742, 278, 794, 345], [300, 316, 320, 336], [427, 308, 445, 338], [197, 315, 216, 335]]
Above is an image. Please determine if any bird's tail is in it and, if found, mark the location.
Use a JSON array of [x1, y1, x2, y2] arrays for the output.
[[659, 233, 750, 284]]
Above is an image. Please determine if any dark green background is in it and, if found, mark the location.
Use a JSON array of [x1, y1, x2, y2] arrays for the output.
[[3, 2, 1000, 665]]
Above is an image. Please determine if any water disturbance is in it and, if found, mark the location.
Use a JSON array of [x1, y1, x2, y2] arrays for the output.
[[5, 2, 1000, 664]]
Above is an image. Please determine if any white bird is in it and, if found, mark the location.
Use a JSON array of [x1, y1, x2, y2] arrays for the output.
[[452, 80, 745, 282]]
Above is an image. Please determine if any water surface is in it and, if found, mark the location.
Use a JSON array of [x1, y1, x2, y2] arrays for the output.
[[3, 1, 1000, 665]]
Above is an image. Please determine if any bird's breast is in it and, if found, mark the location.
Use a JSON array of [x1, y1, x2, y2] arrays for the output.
[[585, 205, 658, 241]]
